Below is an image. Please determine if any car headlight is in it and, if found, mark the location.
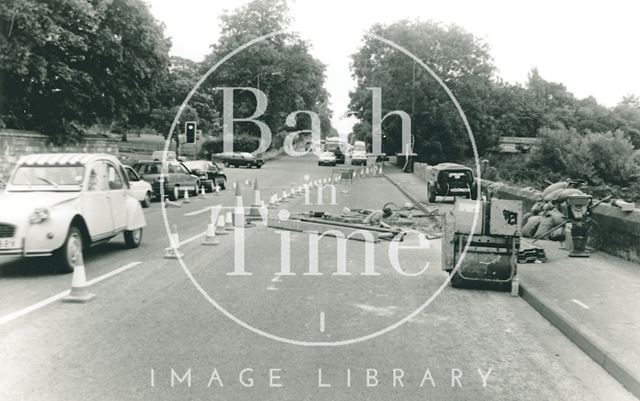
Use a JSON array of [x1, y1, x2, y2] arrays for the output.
[[29, 208, 50, 224]]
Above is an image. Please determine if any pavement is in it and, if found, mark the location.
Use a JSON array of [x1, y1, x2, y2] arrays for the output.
[[0, 155, 637, 401], [384, 163, 640, 399]]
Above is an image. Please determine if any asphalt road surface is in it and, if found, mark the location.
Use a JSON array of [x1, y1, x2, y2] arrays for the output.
[[0, 154, 636, 401]]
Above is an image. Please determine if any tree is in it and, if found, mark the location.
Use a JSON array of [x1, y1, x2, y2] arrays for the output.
[[199, 0, 332, 149], [0, 0, 170, 143], [349, 20, 497, 163]]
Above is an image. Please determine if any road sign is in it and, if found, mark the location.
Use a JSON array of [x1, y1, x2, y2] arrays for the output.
[[185, 121, 197, 144]]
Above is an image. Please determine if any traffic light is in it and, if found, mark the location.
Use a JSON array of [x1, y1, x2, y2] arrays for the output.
[[185, 121, 197, 144]]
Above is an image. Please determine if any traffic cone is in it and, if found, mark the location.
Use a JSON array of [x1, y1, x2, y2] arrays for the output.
[[379, 164, 384, 175], [174, 186, 180, 201], [225, 211, 234, 231], [249, 179, 262, 220], [183, 188, 190, 203], [268, 193, 277, 209], [164, 224, 184, 259], [202, 210, 219, 246], [62, 250, 95, 303], [280, 188, 289, 202], [214, 185, 221, 196], [245, 179, 251, 187], [216, 215, 228, 235], [199, 185, 206, 199]]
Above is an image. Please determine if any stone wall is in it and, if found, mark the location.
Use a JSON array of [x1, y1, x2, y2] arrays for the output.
[[0, 130, 119, 183], [414, 162, 640, 264]]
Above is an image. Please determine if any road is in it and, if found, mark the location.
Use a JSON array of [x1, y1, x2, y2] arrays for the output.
[[0, 154, 635, 401]]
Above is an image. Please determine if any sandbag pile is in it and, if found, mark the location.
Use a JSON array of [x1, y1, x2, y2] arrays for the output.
[[521, 181, 587, 240]]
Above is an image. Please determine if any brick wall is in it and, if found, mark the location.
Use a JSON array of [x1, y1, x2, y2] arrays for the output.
[[0, 130, 119, 183]]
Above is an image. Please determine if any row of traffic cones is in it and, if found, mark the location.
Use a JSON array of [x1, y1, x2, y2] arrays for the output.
[[165, 185, 222, 208]]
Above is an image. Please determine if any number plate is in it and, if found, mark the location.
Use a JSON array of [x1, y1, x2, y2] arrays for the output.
[[0, 238, 17, 249]]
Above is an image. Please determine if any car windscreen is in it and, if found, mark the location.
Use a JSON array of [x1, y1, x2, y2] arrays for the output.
[[134, 163, 161, 175], [11, 165, 85, 187], [438, 170, 473, 184]]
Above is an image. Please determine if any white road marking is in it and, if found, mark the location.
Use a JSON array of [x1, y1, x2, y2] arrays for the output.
[[178, 231, 207, 246], [266, 285, 278, 291], [0, 261, 142, 327], [571, 299, 590, 309], [184, 206, 214, 217], [183, 205, 254, 217], [271, 275, 282, 283], [320, 312, 325, 333]]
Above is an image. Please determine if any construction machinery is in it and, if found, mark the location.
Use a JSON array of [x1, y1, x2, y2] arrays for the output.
[[442, 198, 523, 295]]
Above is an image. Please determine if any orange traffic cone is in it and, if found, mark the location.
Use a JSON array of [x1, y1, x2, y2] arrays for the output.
[[202, 209, 219, 246], [216, 215, 228, 235], [183, 188, 191, 203], [62, 250, 95, 303], [164, 224, 183, 259], [224, 211, 234, 231]]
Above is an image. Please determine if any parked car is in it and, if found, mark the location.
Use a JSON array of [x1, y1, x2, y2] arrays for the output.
[[219, 152, 264, 168], [317, 151, 337, 166], [0, 153, 146, 273], [124, 166, 153, 207], [351, 150, 368, 166], [182, 160, 227, 191], [425, 163, 478, 202], [331, 148, 346, 164], [132, 160, 199, 201]]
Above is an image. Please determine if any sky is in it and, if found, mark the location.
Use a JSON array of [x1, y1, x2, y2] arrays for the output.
[[147, 0, 640, 134]]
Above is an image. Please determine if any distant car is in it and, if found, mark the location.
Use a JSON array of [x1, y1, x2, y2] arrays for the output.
[[182, 160, 227, 191], [425, 163, 478, 202], [0, 153, 146, 273], [318, 152, 337, 166], [220, 152, 264, 168], [132, 160, 199, 201], [124, 166, 153, 207], [331, 148, 346, 164], [351, 151, 367, 166]]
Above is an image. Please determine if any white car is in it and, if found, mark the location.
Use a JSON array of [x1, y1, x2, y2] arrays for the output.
[[317, 151, 337, 166], [351, 150, 368, 166], [124, 166, 153, 207], [0, 153, 146, 273]]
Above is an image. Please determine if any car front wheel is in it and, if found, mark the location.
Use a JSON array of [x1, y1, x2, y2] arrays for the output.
[[141, 191, 151, 208], [54, 226, 83, 274], [124, 228, 143, 248]]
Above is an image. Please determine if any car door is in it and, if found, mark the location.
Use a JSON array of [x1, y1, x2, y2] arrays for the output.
[[83, 161, 115, 239], [124, 166, 144, 200], [106, 162, 127, 231], [178, 163, 196, 189]]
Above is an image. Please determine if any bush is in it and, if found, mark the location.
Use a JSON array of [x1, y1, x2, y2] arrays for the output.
[[586, 130, 640, 185], [528, 127, 595, 181]]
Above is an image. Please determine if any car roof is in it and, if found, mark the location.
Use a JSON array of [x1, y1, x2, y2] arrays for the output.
[[17, 153, 120, 166], [433, 162, 472, 171]]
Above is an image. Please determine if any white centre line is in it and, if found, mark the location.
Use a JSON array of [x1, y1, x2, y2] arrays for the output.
[[0, 261, 142, 327], [178, 231, 208, 246], [320, 312, 325, 333], [184, 206, 214, 217], [571, 299, 591, 309]]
